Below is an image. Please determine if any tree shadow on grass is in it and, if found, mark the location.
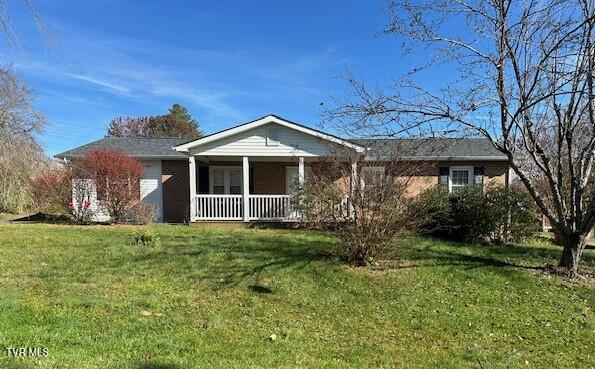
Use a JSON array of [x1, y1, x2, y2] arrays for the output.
[[396, 248, 542, 270], [103, 230, 337, 290], [10, 212, 72, 224], [199, 235, 336, 289], [391, 236, 594, 276]]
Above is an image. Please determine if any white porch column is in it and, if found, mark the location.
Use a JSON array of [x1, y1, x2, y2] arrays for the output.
[[350, 160, 358, 194], [242, 156, 250, 222], [189, 156, 196, 221], [298, 156, 305, 187]]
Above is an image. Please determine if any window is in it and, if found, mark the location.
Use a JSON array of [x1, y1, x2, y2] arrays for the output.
[[449, 166, 473, 193], [210, 167, 243, 194], [361, 167, 385, 187], [229, 169, 242, 194], [266, 128, 279, 146], [212, 168, 225, 194]]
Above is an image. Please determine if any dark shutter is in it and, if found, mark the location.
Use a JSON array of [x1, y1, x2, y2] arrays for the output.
[[198, 166, 209, 194], [439, 167, 449, 189], [474, 166, 484, 188]]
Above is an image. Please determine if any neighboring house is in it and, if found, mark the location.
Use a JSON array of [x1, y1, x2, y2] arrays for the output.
[[55, 114, 510, 223]]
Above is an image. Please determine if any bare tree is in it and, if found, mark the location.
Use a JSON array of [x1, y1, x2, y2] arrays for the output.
[[0, 68, 45, 213], [0, 0, 52, 50], [325, 0, 595, 275]]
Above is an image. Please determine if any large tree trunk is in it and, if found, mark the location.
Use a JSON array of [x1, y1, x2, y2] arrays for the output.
[[559, 233, 588, 275]]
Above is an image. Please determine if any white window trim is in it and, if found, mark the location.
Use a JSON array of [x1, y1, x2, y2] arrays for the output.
[[448, 166, 473, 192], [209, 166, 243, 194], [361, 166, 385, 188]]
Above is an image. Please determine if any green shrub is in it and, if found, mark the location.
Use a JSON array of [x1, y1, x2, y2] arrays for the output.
[[409, 185, 537, 243], [132, 227, 160, 247], [485, 185, 538, 244], [449, 187, 494, 241], [406, 186, 450, 233]]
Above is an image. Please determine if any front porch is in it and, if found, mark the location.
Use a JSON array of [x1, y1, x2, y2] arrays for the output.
[[174, 115, 364, 223], [189, 156, 316, 222]]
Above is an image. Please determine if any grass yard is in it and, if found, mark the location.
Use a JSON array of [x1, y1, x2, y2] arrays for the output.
[[0, 224, 593, 369]]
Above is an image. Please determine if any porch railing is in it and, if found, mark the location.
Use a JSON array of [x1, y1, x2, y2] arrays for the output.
[[194, 194, 243, 220], [193, 194, 349, 221], [193, 194, 301, 221], [248, 195, 297, 220]]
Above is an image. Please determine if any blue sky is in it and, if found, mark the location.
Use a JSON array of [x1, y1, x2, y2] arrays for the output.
[[3, 0, 430, 156]]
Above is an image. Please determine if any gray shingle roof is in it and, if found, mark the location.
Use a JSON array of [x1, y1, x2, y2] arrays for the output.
[[55, 137, 191, 160], [353, 138, 507, 160], [55, 136, 507, 161]]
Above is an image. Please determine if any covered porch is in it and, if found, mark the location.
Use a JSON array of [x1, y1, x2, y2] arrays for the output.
[[188, 155, 314, 222], [174, 115, 365, 222]]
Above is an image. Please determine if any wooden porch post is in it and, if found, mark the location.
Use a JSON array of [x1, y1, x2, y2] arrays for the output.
[[189, 156, 196, 221], [242, 156, 249, 222]]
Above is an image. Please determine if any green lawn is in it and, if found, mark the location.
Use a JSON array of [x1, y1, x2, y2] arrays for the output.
[[0, 224, 593, 369]]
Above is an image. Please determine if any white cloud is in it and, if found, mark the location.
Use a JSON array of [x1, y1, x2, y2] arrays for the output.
[[64, 73, 130, 93]]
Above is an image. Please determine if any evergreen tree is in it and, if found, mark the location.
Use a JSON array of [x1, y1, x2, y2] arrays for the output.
[[168, 103, 203, 137]]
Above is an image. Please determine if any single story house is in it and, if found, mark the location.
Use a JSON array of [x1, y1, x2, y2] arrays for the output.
[[56, 114, 510, 223]]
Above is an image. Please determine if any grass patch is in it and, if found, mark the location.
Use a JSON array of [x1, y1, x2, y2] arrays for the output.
[[0, 224, 592, 368]]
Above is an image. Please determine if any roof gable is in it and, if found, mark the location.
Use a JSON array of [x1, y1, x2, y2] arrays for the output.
[[174, 115, 366, 154]]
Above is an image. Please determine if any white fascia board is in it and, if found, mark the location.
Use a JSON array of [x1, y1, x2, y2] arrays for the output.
[[174, 115, 366, 153]]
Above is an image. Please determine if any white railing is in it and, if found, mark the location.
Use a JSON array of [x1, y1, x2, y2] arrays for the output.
[[194, 194, 350, 221], [248, 195, 298, 220], [195, 194, 243, 220]]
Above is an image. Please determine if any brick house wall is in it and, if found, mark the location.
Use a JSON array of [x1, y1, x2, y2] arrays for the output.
[[392, 161, 508, 197], [162, 160, 190, 223], [204, 160, 507, 197], [310, 160, 508, 197], [251, 162, 288, 194], [172, 159, 509, 222]]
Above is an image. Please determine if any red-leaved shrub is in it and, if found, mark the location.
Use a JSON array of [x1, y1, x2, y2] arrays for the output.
[[29, 168, 72, 214], [73, 149, 144, 223]]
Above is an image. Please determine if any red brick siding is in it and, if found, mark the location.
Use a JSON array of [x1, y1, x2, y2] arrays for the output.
[[328, 161, 508, 197], [251, 162, 287, 194], [394, 161, 508, 196], [227, 160, 507, 196], [162, 160, 189, 223]]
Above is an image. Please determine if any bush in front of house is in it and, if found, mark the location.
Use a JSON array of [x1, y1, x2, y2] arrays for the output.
[[128, 202, 159, 224], [72, 149, 144, 223], [449, 187, 495, 241], [29, 168, 72, 216], [296, 161, 410, 266], [409, 185, 537, 243], [484, 185, 538, 244], [405, 185, 451, 233]]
